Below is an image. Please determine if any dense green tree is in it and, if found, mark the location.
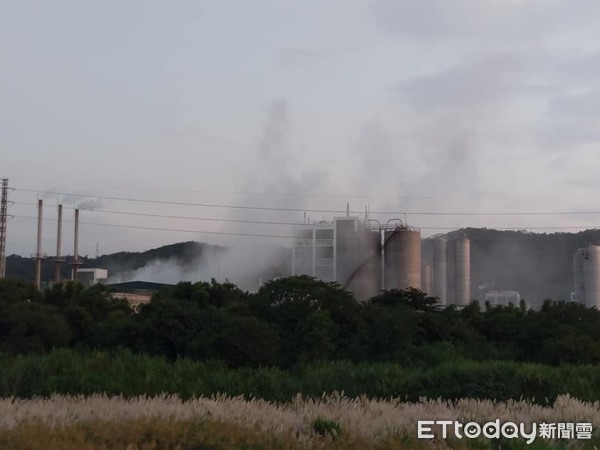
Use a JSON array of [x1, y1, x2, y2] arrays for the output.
[[216, 315, 280, 367], [2, 277, 600, 367], [0, 302, 71, 353]]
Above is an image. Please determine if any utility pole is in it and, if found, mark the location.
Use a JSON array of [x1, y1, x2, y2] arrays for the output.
[[0, 178, 8, 278]]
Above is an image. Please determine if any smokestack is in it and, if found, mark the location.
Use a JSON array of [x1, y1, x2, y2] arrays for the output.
[[35, 199, 43, 289], [54, 204, 63, 282], [346, 202, 350, 217], [71, 208, 80, 281]]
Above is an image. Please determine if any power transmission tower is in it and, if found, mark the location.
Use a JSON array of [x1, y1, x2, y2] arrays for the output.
[[0, 178, 8, 278]]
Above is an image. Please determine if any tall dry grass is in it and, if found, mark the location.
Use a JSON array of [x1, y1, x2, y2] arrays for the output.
[[1, 394, 599, 446]]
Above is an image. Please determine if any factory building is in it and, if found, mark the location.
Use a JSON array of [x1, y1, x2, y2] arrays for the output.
[[292, 221, 335, 282], [77, 268, 108, 286], [422, 236, 471, 306], [485, 290, 521, 307], [573, 245, 600, 308], [292, 217, 421, 300]]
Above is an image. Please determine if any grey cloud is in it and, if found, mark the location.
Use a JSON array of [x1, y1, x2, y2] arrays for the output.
[[372, 0, 596, 43], [537, 85, 600, 150], [393, 53, 521, 113], [551, 53, 600, 86], [549, 89, 600, 119]]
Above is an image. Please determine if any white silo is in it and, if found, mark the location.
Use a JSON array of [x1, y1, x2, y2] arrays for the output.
[[422, 263, 433, 295], [454, 237, 471, 306], [433, 238, 448, 304], [573, 248, 585, 303], [581, 245, 600, 308]]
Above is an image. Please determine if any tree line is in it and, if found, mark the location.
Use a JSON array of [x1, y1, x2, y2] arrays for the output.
[[0, 276, 599, 367]]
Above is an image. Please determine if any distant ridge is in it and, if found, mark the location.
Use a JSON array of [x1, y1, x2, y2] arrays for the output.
[[5, 241, 222, 284]]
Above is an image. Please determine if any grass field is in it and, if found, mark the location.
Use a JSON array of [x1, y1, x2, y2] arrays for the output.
[[1, 394, 599, 449]]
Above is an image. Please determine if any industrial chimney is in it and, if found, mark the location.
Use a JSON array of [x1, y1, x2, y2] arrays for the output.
[[70, 208, 82, 281], [35, 199, 44, 289], [53, 204, 64, 282]]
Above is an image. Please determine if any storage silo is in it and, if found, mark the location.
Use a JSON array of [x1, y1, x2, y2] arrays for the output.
[[433, 238, 448, 304], [346, 229, 382, 301], [453, 237, 471, 306], [573, 248, 585, 303], [582, 245, 600, 308], [383, 227, 421, 290], [421, 263, 433, 295], [446, 239, 456, 304]]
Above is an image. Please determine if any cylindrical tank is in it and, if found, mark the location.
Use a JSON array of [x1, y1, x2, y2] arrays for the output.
[[453, 237, 471, 306], [573, 248, 585, 303], [433, 238, 447, 304], [583, 245, 600, 308], [346, 229, 382, 301], [446, 240, 456, 304], [383, 227, 421, 290], [421, 263, 433, 296]]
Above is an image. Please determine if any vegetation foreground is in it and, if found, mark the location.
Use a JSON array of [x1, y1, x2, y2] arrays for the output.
[[3, 278, 600, 448], [1, 394, 600, 449], [4, 348, 600, 403]]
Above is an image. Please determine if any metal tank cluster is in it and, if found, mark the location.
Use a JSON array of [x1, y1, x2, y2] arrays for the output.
[[421, 237, 471, 306], [291, 215, 471, 304]]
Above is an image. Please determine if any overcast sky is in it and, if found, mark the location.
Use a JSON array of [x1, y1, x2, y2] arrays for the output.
[[2, 0, 600, 257]]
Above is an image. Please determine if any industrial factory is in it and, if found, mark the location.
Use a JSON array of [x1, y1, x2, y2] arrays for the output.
[[4, 177, 600, 310], [291, 212, 471, 305]]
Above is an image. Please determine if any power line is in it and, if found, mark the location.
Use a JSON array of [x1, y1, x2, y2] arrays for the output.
[[10, 214, 599, 239], [21, 181, 600, 200], [11, 214, 295, 239], [14, 188, 349, 214], [14, 188, 600, 216], [12, 201, 305, 226], [13, 201, 600, 231]]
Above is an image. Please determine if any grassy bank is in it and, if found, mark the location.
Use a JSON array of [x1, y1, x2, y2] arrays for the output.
[[1, 349, 600, 403]]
